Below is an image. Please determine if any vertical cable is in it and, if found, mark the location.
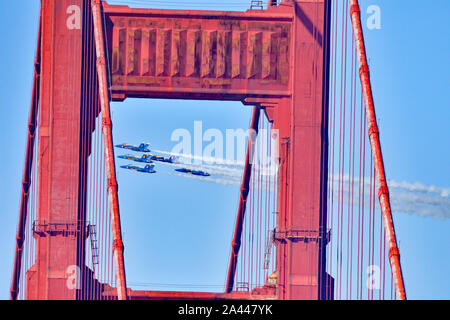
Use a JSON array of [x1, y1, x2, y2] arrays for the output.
[[91, 0, 127, 300], [348, 0, 406, 299]]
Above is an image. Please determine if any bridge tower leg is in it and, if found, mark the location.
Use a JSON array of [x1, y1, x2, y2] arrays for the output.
[[21, 0, 332, 300], [266, 0, 331, 300], [26, 0, 98, 300]]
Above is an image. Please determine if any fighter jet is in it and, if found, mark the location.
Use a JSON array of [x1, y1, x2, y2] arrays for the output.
[[118, 153, 154, 163], [118, 153, 177, 164], [150, 155, 178, 164], [175, 168, 210, 176], [115, 142, 151, 152], [120, 163, 156, 174]]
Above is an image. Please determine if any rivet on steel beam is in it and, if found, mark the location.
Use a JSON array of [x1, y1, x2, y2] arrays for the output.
[[113, 239, 124, 251], [241, 187, 249, 197], [232, 242, 241, 251], [350, 4, 360, 16], [107, 178, 118, 189], [378, 185, 390, 200], [359, 64, 369, 77], [102, 117, 112, 128], [368, 123, 379, 137], [34, 62, 40, 74], [22, 181, 30, 192], [16, 237, 23, 247], [97, 56, 106, 67], [389, 246, 400, 260]]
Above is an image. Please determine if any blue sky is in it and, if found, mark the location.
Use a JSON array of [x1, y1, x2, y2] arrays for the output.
[[0, 0, 448, 300]]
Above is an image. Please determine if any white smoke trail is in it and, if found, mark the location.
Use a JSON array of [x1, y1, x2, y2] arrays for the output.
[[166, 172, 241, 187], [158, 158, 279, 190], [154, 158, 244, 180], [388, 181, 450, 198], [152, 151, 450, 220], [331, 173, 450, 197], [329, 174, 450, 220], [167, 167, 450, 219], [153, 151, 279, 180], [153, 150, 245, 167], [165, 168, 278, 193]]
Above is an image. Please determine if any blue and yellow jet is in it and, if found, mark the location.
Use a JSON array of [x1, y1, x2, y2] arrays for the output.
[[118, 154, 153, 163], [118, 153, 177, 164], [120, 163, 156, 174], [175, 168, 210, 176], [150, 155, 177, 164], [115, 142, 151, 152]]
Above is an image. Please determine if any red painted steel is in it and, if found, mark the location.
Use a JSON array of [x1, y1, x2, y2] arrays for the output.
[[12, 0, 408, 301], [226, 106, 261, 293], [348, 0, 406, 300], [25, 0, 105, 300], [26, 0, 88, 300], [104, 289, 276, 300], [102, 2, 293, 101], [17, 0, 333, 300], [100, 0, 331, 299], [91, 0, 128, 300], [266, 0, 331, 300], [10, 10, 42, 300]]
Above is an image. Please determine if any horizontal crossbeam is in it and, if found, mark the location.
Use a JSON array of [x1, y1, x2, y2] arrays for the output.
[[102, 289, 277, 300], [102, 2, 293, 101]]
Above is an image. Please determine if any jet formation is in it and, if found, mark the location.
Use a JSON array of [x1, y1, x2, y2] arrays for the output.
[[115, 142, 151, 152], [120, 164, 156, 174], [115, 142, 210, 177]]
